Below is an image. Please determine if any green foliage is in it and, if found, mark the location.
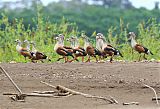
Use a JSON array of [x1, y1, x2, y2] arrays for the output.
[[0, 1, 160, 62], [104, 18, 160, 61], [0, 13, 78, 62], [1, 1, 160, 36], [0, 13, 159, 62]]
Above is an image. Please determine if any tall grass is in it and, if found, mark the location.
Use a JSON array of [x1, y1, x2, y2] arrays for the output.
[[0, 13, 159, 62], [0, 12, 78, 62]]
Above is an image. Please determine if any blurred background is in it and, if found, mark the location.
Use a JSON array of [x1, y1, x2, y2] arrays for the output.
[[0, 0, 160, 35]]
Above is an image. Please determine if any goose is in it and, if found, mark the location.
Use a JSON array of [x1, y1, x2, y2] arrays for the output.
[[67, 36, 87, 62], [15, 39, 32, 62], [81, 34, 99, 62], [128, 32, 153, 61], [97, 33, 123, 62], [30, 41, 51, 62], [54, 34, 76, 63], [96, 33, 107, 61]]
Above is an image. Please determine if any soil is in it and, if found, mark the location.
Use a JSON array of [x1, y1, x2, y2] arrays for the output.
[[0, 62, 160, 109]]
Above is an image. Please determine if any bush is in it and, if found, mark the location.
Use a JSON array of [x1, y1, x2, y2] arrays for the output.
[[0, 13, 159, 62]]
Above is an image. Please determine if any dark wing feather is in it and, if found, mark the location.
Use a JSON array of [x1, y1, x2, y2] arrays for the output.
[[63, 46, 72, 49], [103, 45, 123, 57], [36, 51, 47, 59], [94, 48, 102, 56], [107, 44, 113, 48], [57, 47, 74, 58]]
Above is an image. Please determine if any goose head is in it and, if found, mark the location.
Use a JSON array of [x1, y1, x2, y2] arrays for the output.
[[58, 34, 64, 41], [81, 34, 89, 42], [66, 36, 74, 42], [15, 39, 22, 45], [24, 39, 30, 44], [30, 41, 36, 46], [96, 33, 105, 41], [128, 32, 136, 41]]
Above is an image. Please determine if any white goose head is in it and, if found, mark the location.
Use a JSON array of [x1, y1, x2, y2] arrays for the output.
[[128, 32, 136, 40], [15, 39, 22, 46], [30, 41, 36, 46], [54, 36, 63, 45], [81, 34, 89, 43], [58, 34, 65, 45], [72, 36, 79, 47], [96, 33, 104, 40], [24, 39, 29, 44], [15, 39, 22, 52], [66, 36, 75, 47], [24, 39, 30, 51]]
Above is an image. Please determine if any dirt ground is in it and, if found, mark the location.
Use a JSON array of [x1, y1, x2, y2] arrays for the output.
[[0, 62, 160, 109]]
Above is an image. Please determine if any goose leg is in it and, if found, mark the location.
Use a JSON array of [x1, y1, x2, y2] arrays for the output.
[[94, 55, 98, 63], [143, 54, 147, 60], [98, 56, 101, 61], [68, 59, 73, 63], [74, 56, 79, 62], [24, 56, 27, 63], [110, 57, 113, 63], [31, 60, 36, 63], [65, 57, 68, 63], [110, 55, 114, 63], [131, 49, 134, 60], [69, 56, 77, 63], [57, 57, 64, 61], [86, 56, 90, 62], [138, 54, 142, 61], [40, 59, 44, 63], [82, 56, 84, 62], [68, 54, 78, 62]]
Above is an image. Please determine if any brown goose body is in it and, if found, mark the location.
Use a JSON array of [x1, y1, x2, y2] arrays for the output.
[[56, 47, 73, 57], [55, 46, 75, 62], [19, 48, 32, 59], [86, 46, 95, 56], [134, 44, 151, 54], [82, 35, 98, 62], [31, 51, 49, 62]]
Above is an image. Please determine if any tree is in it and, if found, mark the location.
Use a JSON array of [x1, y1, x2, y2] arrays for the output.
[[154, 1, 159, 9]]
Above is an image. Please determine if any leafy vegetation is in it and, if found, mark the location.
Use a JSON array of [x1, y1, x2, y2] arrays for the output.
[[0, 1, 160, 62]]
